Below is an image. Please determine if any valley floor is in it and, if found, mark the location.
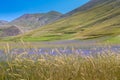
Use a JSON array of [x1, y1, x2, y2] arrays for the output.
[[0, 40, 119, 55]]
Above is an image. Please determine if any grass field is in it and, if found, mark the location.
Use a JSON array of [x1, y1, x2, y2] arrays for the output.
[[0, 51, 120, 80], [0, 41, 119, 80], [106, 35, 120, 43]]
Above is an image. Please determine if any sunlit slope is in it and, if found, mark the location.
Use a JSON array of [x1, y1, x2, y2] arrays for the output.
[[13, 0, 120, 41]]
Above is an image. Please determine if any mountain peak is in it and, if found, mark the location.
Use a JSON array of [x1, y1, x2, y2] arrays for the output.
[[47, 11, 62, 15], [48, 10, 61, 13]]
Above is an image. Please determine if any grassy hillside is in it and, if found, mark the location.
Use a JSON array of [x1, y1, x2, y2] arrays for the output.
[[7, 0, 120, 42]]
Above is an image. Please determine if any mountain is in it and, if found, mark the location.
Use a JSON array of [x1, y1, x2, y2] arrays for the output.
[[0, 20, 8, 25], [0, 25, 21, 37], [0, 20, 22, 37], [62, 0, 108, 17], [0, 11, 62, 38], [10, 11, 62, 32], [8, 0, 120, 42]]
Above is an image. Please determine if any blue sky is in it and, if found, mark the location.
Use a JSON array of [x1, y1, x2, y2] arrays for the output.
[[0, 0, 89, 21]]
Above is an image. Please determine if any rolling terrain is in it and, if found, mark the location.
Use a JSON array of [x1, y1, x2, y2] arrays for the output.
[[8, 0, 120, 42]]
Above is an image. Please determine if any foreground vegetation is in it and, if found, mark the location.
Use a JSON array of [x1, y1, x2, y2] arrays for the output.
[[0, 52, 120, 80], [106, 36, 120, 43]]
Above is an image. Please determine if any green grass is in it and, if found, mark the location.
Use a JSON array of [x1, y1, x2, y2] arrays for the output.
[[106, 35, 120, 43], [21, 34, 73, 42], [0, 52, 120, 80]]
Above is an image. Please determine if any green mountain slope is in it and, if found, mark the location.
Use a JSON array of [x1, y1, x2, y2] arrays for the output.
[[9, 0, 120, 42]]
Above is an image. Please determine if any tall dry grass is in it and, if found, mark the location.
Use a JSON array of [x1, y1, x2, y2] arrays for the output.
[[0, 42, 119, 80], [0, 51, 120, 80]]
